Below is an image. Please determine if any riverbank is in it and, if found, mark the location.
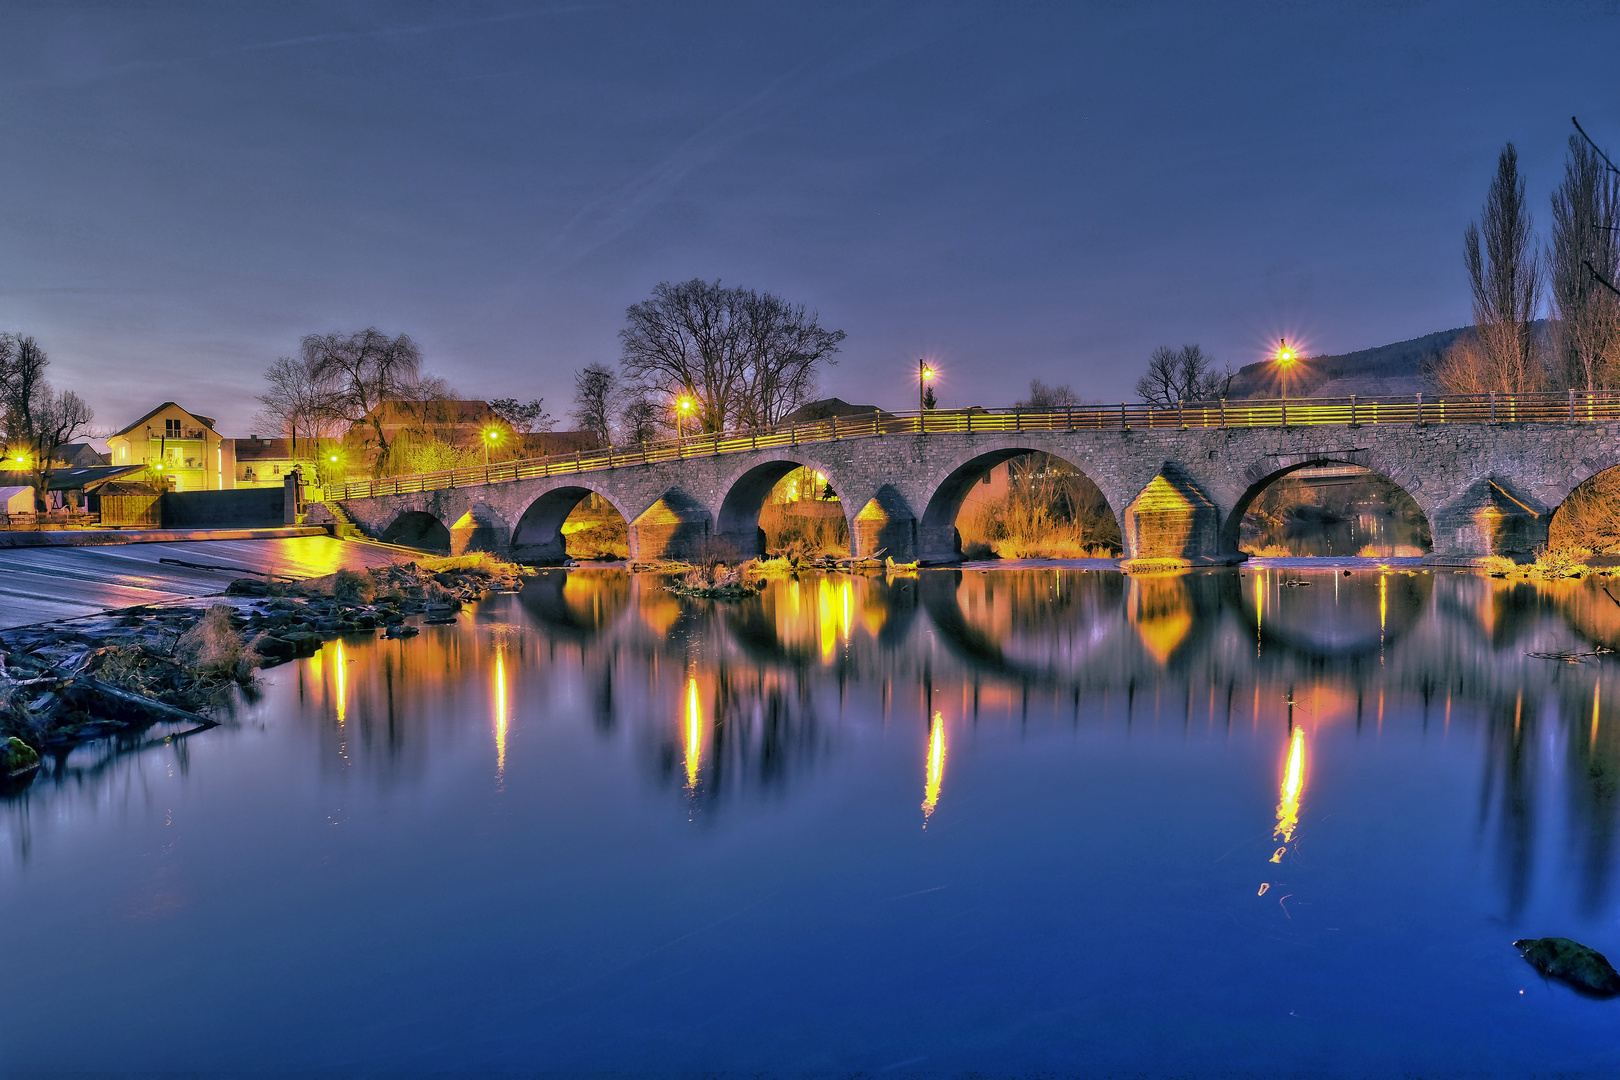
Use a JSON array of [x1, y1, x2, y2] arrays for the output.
[[0, 554, 529, 774], [0, 534, 421, 629]]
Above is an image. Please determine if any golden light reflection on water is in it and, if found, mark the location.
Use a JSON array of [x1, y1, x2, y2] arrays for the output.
[[685, 676, 703, 792], [922, 710, 947, 826], [1271, 725, 1307, 863], [494, 645, 508, 781], [334, 639, 347, 725]]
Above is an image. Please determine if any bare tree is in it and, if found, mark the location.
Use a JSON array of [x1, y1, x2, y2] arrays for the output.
[[1462, 143, 1544, 394], [0, 335, 94, 510], [619, 279, 844, 433], [619, 393, 659, 442], [1550, 134, 1620, 391], [1015, 379, 1086, 408], [733, 290, 845, 427], [256, 354, 340, 464], [302, 328, 423, 475], [488, 398, 552, 434], [571, 363, 618, 444], [1134, 344, 1231, 405]]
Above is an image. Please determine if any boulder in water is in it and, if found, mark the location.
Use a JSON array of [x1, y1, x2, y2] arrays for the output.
[[1514, 937, 1620, 997]]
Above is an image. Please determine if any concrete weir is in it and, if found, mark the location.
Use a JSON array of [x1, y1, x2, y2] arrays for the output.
[[335, 420, 1620, 565]]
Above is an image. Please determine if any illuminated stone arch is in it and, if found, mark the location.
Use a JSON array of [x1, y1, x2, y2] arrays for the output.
[[379, 509, 452, 552], [714, 453, 856, 558], [915, 447, 1120, 564], [1219, 452, 1436, 559], [510, 483, 634, 564]]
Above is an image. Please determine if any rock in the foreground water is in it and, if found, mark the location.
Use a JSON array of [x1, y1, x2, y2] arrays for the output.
[[1514, 937, 1620, 997]]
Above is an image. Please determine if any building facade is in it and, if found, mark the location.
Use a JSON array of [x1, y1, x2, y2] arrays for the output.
[[106, 403, 235, 492]]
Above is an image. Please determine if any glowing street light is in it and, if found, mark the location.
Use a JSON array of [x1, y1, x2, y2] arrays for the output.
[[482, 428, 501, 467], [675, 395, 695, 441], [1275, 338, 1297, 402], [918, 359, 935, 411]]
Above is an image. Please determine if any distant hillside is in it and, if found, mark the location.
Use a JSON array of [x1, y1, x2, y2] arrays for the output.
[[1224, 327, 1470, 399]]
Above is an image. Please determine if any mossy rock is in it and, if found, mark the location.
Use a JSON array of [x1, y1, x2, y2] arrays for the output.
[[3, 737, 40, 776], [1514, 937, 1620, 997]]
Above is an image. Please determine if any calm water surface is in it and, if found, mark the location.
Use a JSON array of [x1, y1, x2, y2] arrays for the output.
[[6, 565, 1620, 1077]]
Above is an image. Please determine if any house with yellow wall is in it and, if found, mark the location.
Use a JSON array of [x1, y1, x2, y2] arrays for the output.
[[106, 403, 235, 491]]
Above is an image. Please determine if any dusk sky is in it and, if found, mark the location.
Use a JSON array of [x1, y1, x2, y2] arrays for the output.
[[4, 1, 1619, 436]]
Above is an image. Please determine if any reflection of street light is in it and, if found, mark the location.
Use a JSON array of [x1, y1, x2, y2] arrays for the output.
[[676, 395, 695, 441], [482, 428, 500, 466], [918, 359, 935, 411]]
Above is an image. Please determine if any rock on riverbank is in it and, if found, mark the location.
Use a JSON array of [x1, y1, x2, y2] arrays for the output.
[[0, 554, 529, 763]]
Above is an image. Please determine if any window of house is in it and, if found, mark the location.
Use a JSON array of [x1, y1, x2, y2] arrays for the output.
[[272, 465, 281, 475], [165, 419, 182, 437]]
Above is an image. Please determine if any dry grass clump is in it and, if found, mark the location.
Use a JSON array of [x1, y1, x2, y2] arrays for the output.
[[955, 455, 1121, 560], [1532, 545, 1593, 578], [174, 605, 256, 681], [1244, 543, 1292, 558], [669, 558, 767, 598], [761, 501, 850, 557]]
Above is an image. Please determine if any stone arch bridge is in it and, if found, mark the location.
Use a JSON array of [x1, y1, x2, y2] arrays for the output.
[[330, 396, 1620, 564]]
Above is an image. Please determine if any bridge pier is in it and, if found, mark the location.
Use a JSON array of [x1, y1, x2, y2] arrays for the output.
[[1425, 477, 1549, 563], [1121, 467, 1228, 564], [448, 504, 512, 559], [630, 496, 712, 561], [853, 489, 917, 562]]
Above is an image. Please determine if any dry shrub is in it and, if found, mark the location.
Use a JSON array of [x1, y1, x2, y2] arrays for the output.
[[563, 514, 630, 560], [957, 454, 1120, 559], [331, 568, 375, 603], [1244, 543, 1292, 557], [1552, 468, 1620, 554], [174, 606, 255, 681], [1533, 545, 1593, 578], [760, 501, 849, 556]]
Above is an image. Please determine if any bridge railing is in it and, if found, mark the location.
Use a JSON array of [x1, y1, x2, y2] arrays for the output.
[[327, 389, 1620, 500]]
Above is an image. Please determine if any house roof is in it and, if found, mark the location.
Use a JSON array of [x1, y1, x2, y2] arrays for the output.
[[782, 397, 890, 423], [108, 402, 218, 438], [0, 465, 147, 491], [232, 437, 312, 461]]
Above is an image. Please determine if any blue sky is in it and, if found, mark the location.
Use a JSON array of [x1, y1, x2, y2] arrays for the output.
[[3, 1, 1618, 435]]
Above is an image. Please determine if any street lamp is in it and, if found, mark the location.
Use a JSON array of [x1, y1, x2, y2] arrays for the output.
[[676, 395, 695, 441], [918, 359, 935, 411], [1274, 338, 1297, 401], [483, 428, 501, 467]]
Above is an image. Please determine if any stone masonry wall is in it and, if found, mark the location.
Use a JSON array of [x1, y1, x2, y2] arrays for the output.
[[337, 420, 1620, 563]]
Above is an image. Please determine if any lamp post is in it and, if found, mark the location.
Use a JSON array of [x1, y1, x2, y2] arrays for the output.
[[676, 395, 695, 441], [483, 428, 500, 467], [1274, 338, 1296, 400], [918, 359, 935, 411]]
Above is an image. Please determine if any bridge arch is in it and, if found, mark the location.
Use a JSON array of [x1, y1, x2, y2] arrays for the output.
[[714, 454, 855, 558], [510, 483, 634, 564], [1221, 455, 1434, 559], [917, 447, 1121, 564], [380, 510, 452, 552], [1549, 460, 1620, 554]]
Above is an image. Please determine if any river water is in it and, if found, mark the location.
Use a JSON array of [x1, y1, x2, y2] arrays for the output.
[[5, 564, 1620, 1077]]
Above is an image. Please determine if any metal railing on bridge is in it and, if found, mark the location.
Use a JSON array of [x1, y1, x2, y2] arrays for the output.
[[328, 389, 1620, 501]]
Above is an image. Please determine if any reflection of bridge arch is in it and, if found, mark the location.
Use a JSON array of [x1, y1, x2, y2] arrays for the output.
[[917, 448, 1121, 563], [1240, 568, 1430, 658], [714, 453, 853, 557], [1221, 456, 1433, 556], [515, 568, 632, 642], [511, 484, 634, 563]]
